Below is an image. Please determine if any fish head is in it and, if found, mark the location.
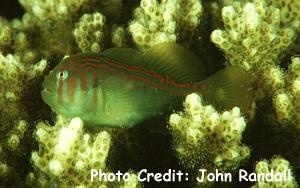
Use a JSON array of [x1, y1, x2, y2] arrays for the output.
[[41, 56, 91, 118]]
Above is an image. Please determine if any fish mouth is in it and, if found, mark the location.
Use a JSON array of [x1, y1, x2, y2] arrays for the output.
[[41, 87, 54, 100], [42, 88, 53, 93], [41, 79, 55, 93], [41, 88, 54, 106]]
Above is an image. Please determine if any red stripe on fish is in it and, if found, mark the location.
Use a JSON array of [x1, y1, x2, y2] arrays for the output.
[[77, 57, 203, 94], [83, 66, 99, 85], [74, 62, 165, 90], [81, 56, 204, 92], [61, 63, 90, 91], [57, 79, 64, 103], [80, 72, 88, 91], [68, 77, 76, 103], [59, 56, 205, 95], [83, 56, 166, 83], [92, 88, 98, 112]]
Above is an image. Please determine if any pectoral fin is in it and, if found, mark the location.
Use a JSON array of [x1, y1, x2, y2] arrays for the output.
[[101, 76, 140, 127]]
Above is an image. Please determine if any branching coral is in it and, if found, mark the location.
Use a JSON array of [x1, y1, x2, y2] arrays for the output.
[[270, 57, 300, 166], [210, 0, 296, 94], [0, 53, 46, 125], [19, 0, 87, 22], [111, 26, 127, 48], [30, 116, 141, 187], [15, 0, 90, 57], [168, 93, 250, 185], [251, 156, 298, 188], [274, 57, 300, 126], [0, 145, 10, 180], [14, 0, 128, 57], [270, 0, 300, 31], [128, 0, 202, 49], [210, 0, 300, 168], [6, 120, 28, 152], [81, 0, 124, 22], [0, 120, 30, 186], [73, 12, 106, 53], [0, 17, 13, 52], [0, 15, 47, 186]]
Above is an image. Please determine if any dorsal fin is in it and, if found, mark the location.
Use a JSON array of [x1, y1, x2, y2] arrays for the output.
[[142, 43, 205, 82], [100, 48, 142, 65], [100, 43, 206, 83]]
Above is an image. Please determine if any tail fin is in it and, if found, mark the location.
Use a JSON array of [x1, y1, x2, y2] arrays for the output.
[[199, 66, 254, 112]]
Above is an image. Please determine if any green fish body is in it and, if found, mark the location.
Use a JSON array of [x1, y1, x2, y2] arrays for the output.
[[41, 43, 253, 127]]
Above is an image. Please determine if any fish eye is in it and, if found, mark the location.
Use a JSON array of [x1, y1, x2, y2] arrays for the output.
[[57, 70, 68, 80]]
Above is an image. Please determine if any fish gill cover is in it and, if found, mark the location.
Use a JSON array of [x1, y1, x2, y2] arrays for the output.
[[0, 0, 299, 187]]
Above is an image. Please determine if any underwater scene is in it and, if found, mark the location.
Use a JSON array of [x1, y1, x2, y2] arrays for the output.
[[0, 0, 299, 187]]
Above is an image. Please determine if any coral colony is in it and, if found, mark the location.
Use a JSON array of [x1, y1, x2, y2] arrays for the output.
[[0, 0, 299, 187]]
